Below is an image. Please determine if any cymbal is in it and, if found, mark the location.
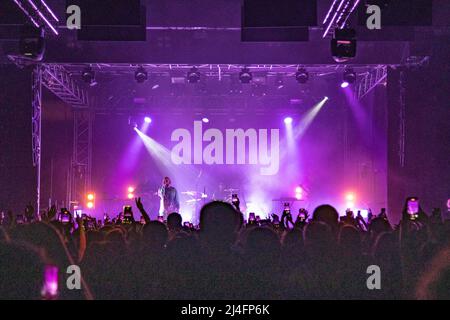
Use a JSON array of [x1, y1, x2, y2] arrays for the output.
[[182, 191, 208, 198], [272, 197, 304, 202], [186, 199, 202, 203]]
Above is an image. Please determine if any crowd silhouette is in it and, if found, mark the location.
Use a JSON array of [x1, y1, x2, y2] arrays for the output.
[[0, 198, 449, 300]]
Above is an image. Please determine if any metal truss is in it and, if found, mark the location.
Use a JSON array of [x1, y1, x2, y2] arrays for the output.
[[41, 64, 89, 108], [355, 65, 388, 100], [68, 110, 93, 209], [32, 65, 42, 217], [60, 63, 380, 78], [322, 0, 361, 38], [398, 70, 406, 168]]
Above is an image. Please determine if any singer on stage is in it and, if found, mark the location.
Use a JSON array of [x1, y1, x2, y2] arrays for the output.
[[158, 176, 180, 219]]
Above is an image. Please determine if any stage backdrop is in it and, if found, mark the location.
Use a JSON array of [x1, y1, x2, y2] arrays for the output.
[[91, 87, 387, 222]]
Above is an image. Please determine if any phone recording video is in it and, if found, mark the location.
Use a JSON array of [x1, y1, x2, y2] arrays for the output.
[[15, 214, 25, 224], [248, 212, 256, 221], [406, 197, 419, 220], [122, 205, 133, 224], [298, 208, 307, 222], [283, 202, 291, 213], [60, 208, 71, 224]]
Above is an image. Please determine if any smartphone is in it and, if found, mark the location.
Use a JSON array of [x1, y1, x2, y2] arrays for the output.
[[123, 205, 133, 224], [406, 197, 419, 220], [298, 208, 307, 222], [157, 216, 164, 223], [16, 214, 25, 224], [183, 221, 190, 228], [283, 202, 291, 214], [60, 208, 71, 224], [231, 194, 238, 203], [248, 212, 256, 222], [41, 265, 58, 299]]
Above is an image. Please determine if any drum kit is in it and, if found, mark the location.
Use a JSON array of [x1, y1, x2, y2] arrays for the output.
[[181, 187, 240, 205]]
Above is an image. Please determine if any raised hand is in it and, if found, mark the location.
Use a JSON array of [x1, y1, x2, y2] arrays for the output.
[[135, 197, 150, 224], [135, 197, 144, 211], [47, 205, 57, 221]]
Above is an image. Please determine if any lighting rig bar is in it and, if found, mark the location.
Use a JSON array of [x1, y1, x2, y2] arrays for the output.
[[12, 0, 59, 35], [41, 64, 89, 108], [355, 65, 387, 100], [322, 0, 361, 38]]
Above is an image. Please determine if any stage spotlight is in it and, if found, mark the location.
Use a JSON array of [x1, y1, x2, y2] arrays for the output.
[[324, 96, 329, 101], [127, 193, 134, 199], [295, 68, 309, 84], [295, 186, 303, 200], [342, 68, 356, 87], [202, 117, 209, 123], [239, 67, 252, 84], [127, 186, 135, 193], [284, 117, 293, 125], [144, 117, 152, 124], [345, 193, 355, 202], [346, 202, 355, 210], [331, 28, 357, 63], [81, 67, 97, 87], [20, 26, 45, 61], [86, 192, 95, 209], [187, 67, 201, 83], [135, 66, 148, 83]]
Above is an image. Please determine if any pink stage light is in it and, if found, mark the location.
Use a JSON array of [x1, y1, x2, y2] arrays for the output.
[[341, 81, 350, 88], [284, 117, 293, 125], [127, 186, 135, 193], [346, 202, 355, 209], [202, 117, 209, 123], [345, 193, 355, 201], [144, 117, 152, 124], [295, 186, 303, 200]]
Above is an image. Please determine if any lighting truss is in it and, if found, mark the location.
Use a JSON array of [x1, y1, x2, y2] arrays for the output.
[[68, 111, 93, 209], [32, 65, 42, 218], [355, 65, 388, 100], [59, 63, 382, 79], [322, 0, 361, 38], [41, 64, 89, 108], [12, 0, 59, 35]]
